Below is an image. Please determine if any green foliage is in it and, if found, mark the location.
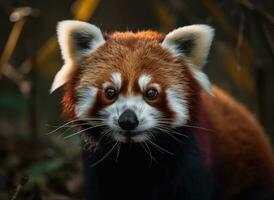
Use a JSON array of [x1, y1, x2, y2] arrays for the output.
[[26, 159, 64, 189], [0, 90, 27, 114]]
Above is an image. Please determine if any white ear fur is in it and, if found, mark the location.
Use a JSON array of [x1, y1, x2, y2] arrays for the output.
[[50, 20, 105, 93], [162, 25, 214, 95], [50, 63, 74, 93], [191, 68, 213, 95]]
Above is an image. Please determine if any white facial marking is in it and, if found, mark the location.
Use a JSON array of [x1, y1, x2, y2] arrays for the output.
[[75, 86, 98, 118], [150, 83, 161, 92], [102, 81, 111, 89], [166, 89, 188, 126], [111, 72, 122, 89], [131, 134, 150, 143], [113, 133, 127, 143], [138, 74, 151, 91]]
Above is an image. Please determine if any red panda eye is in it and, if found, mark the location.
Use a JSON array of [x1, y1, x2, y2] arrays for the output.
[[144, 88, 158, 100], [105, 87, 117, 100]]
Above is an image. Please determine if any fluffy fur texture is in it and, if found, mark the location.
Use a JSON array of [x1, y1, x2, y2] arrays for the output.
[[52, 20, 274, 200], [51, 20, 105, 92], [162, 25, 214, 68]]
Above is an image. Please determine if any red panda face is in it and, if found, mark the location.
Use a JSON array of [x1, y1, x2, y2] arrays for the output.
[[52, 21, 214, 143], [73, 37, 191, 143]]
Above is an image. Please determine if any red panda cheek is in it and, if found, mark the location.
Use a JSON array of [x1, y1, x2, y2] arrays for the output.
[[62, 91, 76, 119], [146, 92, 176, 124]]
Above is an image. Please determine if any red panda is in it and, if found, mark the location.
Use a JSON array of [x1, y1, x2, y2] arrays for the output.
[[51, 20, 274, 200]]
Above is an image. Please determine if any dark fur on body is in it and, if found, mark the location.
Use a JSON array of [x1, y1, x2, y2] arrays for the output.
[[82, 128, 215, 200], [81, 120, 273, 200]]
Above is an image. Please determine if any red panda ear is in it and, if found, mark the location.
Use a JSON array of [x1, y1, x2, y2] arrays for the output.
[[50, 20, 105, 93], [162, 25, 214, 68], [162, 25, 214, 95]]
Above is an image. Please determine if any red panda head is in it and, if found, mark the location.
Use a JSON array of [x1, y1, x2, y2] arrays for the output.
[[51, 20, 214, 143]]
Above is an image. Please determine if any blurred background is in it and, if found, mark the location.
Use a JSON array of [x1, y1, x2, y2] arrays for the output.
[[0, 0, 274, 199]]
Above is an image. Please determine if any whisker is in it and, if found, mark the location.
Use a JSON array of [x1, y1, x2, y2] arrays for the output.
[[142, 141, 158, 165], [46, 118, 105, 135], [78, 117, 105, 121], [89, 142, 118, 167], [46, 119, 85, 135], [144, 141, 158, 164], [50, 122, 106, 139], [148, 130, 157, 140], [147, 139, 174, 155], [154, 117, 214, 133], [157, 121, 213, 133], [94, 129, 112, 151], [155, 128, 185, 144], [66, 121, 105, 129], [155, 126, 189, 138], [140, 103, 145, 114], [115, 105, 120, 117], [140, 142, 152, 165], [64, 124, 105, 139], [78, 121, 107, 127], [116, 142, 121, 163], [182, 124, 214, 132]]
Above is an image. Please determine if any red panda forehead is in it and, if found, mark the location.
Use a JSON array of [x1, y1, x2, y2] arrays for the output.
[[108, 31, 165, 42], [77, 60, 185, 95], [76, 31, 189, 92]]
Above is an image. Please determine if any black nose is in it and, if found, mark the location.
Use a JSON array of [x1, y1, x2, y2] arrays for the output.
[[118, 109, 139, 130]]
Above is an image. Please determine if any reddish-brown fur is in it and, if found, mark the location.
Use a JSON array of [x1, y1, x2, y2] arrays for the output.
[[62, 31, 274, 197], [63, 31, 196, 121], [202, 87, 274, 197]]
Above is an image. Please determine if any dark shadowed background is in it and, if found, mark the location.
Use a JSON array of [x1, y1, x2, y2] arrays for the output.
[[0, 0, 274, 199]]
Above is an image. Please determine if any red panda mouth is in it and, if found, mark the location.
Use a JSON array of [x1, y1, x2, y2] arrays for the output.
[[80, 121, 152, 144]]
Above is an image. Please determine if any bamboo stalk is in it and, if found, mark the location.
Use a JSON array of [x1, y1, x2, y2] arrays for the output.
[[0, 18, 26, 78]]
